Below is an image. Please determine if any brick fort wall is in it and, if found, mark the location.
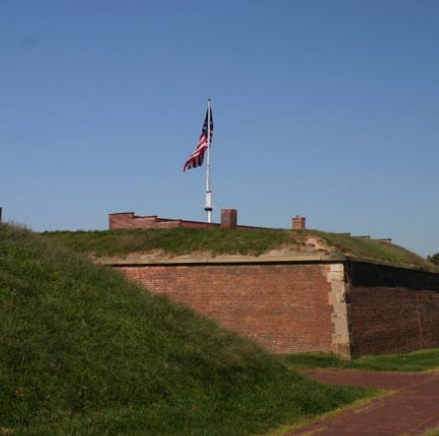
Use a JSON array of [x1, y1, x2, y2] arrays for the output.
[[117, 262, 339, 355], [106, 256, 439, 358], [347, 261, 439, 357]]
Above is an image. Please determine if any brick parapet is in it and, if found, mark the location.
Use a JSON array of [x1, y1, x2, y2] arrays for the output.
[[109, 212, 220, 229]]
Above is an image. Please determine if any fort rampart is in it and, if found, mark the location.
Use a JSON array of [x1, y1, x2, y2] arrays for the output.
[[100, 254, 439, 359]]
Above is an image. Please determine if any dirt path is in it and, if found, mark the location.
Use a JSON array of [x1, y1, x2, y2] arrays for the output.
[[284, 369, 439, 436]]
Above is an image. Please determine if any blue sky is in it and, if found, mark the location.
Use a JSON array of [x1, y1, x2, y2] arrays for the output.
[[1, 0, 438, 257]]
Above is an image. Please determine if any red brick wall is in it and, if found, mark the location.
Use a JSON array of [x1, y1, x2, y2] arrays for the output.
[[108, 213, 178, 229], [347, 262, 439, 356], [117, 263, 336, 354], [110, 258, 439, 357], [109, 211, 264, 230], [108, 213, 219, 229]]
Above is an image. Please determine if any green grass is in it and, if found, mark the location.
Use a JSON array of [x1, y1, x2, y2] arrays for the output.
[[283, 349, 439, 372], [42, 227, 437, 271], [314, 230, 436, 270], [0, 223, 373, 436], [42, 227, 300, 257]]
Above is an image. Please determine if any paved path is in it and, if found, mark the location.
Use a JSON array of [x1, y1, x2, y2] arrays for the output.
[[284, 369, 439, 436]]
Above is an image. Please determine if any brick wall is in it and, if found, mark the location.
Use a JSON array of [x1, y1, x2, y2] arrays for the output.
[[105, 256, 439, 358], [109, 212, 219, 229], [109, 210, 278, 231], [117, 262, 338, 354], [347, 261, 439, 357]]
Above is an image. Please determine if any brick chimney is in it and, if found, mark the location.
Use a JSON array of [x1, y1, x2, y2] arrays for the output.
[[221, 209, 238, 228], [292, 216, 306, 230], [376, 238, 392, 244]]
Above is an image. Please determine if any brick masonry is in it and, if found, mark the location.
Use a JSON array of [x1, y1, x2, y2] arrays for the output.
[[105, 256, 439, 358], [347, 261, 439, 357], [108, 212, 217, 229], [118, 261, 337, 354], [108, 210, 265, 230]]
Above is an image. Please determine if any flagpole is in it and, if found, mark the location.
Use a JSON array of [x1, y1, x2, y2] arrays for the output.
[[204, 98, 212, 223]]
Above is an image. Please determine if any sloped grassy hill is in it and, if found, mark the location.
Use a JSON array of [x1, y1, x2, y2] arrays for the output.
[[0, 223, 369, 436], [43, 227, 437, 271]]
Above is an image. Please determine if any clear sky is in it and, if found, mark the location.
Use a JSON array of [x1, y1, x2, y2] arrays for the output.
[[1, 0, 438, 257]]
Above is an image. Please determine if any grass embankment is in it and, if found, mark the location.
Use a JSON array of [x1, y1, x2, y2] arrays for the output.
[[314, 230, 435, 270], [43, 228, 294, 257], [0, 223, 372, 436], [284, 348, 439, 372], [43, 227, 437, 271]]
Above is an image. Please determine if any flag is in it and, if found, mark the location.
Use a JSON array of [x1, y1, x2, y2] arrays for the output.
[[183, 104, 213, 172]]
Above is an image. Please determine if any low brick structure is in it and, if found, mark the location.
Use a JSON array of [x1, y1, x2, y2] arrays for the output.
[[220, 209, 238, 228], [99, 253, 439, 359], [292, 216, 306, 230], [108, 211, 392, 245], [109, 209, 243, 230], [109, 212, 218, 229]]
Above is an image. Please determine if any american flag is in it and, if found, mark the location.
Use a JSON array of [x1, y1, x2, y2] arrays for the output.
[[183, 105, 213, 172]]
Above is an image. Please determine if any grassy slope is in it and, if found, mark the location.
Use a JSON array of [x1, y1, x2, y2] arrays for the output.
[[0, 224, 371, 436], [43, 227, 437, 271], [313, 230, 435, 270]]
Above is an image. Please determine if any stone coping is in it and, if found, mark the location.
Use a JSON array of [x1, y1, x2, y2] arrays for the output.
[[96, 251, 347, 266], [94, 252, 436, 272]]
